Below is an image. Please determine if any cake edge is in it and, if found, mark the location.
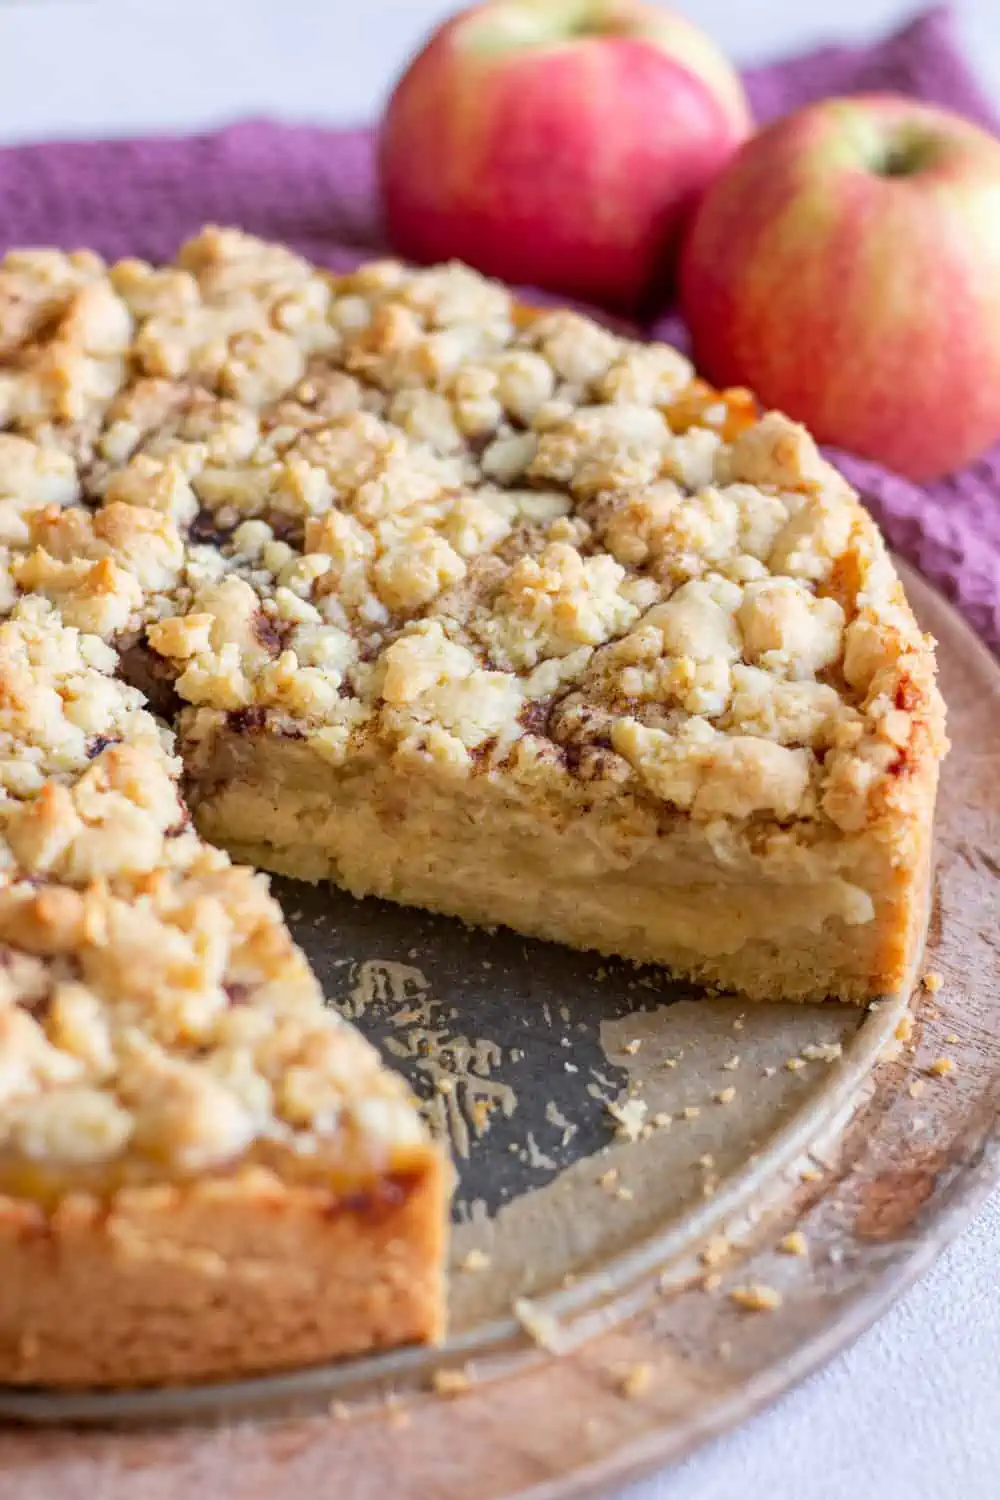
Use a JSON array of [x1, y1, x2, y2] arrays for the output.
[[0, 1148, 448, 1389]]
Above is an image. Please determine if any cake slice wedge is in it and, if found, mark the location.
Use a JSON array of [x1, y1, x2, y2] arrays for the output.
[[0, 598, 445, 1388]]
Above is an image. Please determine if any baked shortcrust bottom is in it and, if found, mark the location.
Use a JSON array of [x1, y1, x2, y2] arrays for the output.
[[0, 1155, 445, 1388]]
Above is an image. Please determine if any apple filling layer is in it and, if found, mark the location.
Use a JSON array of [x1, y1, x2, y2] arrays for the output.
[[185, 709, 932, 1003]]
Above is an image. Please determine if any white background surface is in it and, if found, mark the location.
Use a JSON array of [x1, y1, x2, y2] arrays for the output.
[[0, 2, 997, 1496]]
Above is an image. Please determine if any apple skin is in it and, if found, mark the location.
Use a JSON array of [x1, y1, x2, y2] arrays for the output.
[[379, 0, 750, 312], [680, 95, 1000, 481]]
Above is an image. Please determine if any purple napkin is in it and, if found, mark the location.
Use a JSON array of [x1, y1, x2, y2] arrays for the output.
[[0, 5, 996, 650]]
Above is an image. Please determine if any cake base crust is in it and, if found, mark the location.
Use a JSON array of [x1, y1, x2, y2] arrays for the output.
[[0, 1152, 447, 1388]]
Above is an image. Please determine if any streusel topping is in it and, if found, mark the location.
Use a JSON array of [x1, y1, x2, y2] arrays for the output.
[[0, 229, 946, 1173]]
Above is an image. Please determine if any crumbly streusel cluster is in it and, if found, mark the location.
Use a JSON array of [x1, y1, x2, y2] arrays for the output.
[[0, 600, 423, 1176], [0, 228, 944, 1173]]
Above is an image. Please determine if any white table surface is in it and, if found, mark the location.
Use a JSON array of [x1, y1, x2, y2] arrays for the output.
[[1, 2, 998, 1496]]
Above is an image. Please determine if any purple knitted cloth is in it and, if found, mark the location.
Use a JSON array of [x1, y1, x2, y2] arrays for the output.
[[0, 5, 996, 649]]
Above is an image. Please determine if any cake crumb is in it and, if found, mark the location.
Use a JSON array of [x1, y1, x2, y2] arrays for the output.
[[922, 971, 944, 994], [607, 1097, 648, 1142], [699, 1235, 731, 1268], [927, 1056, 955, 1078], [432, 1367, 471, 1397], [732, 1016, 746, 1031], [784, 1056, 806, 1073], [778, 1230, 808, 1257], [895, 1013, 914, 1043], [802, 1042, 843, 1063], [513, 1298, 561, 1352], [800, 1165, 822, 1182], [329, 1400, 350, 1421], [909, 1079, 926, 1099], [715, 1086, 736, 1105], [652, 1112, 673, 1128], [682, 1105, 701, 1120], [702, 1272, 722, 1292], [723, 1056, 741, 1071], [623, 1039, 642, 1056], [599, 1168, 619, 1191], [459, 1248, 491, 1273], [616, 1185, 634, 1202], [618, 1363, 653, 1399], [730, 1283, 783, 1312], [699, 1153, 715, 1170], [944, 1032, 959, 1045]]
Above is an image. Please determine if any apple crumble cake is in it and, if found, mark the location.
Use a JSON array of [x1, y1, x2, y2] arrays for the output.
[[0, 228, 945, 1386]]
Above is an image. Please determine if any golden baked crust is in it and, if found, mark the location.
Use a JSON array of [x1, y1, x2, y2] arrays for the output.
[[0, 227, 946, 1386], [0, 1157, 446, 1387]]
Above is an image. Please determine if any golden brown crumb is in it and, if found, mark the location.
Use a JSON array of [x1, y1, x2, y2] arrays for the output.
[[784, 1056, 806, 1072], [618, 1362, 653, 1399], [730, 1283, 783, 1312], [895, 1012, 915, 1043], [599, 1167, 619, 1191], [702, 1272, 722, 1292], [778, 1230, 808, 1257], [458, 1248, 491, 1273], [923, 971, 944, 993], [699, 1235, 731, 1267], [623, 1039, 642, 1055], [432, 1367, 471, 1396], [928, 1057, 955, 1078], [715, 1086, 736, 1104], [944, 1032, 959, 1045], [682, 1105, 701, 1120], [800, 1165, 822, 1182]]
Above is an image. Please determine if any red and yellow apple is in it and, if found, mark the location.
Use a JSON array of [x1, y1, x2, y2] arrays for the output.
[[680, 95, 1000, 481], [379, 0, 750, 311]]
